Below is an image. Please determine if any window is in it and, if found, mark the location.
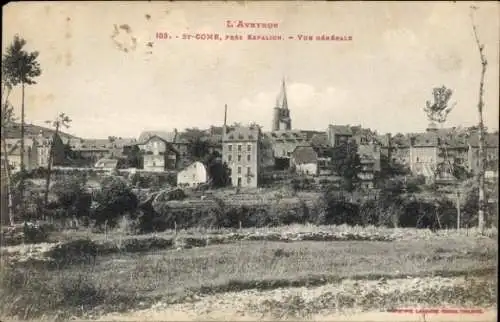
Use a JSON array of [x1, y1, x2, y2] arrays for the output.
[[238, 166, 241, 174], [247, 167, 251, 175], [228, 155, 232, 162], [247, 144, 252, 152], [238, 144, 242, 152], [238, 155, 242, 162], [228, 144, 232, 152], [247, 177, 252, 184], [247, 154, 251, 162]]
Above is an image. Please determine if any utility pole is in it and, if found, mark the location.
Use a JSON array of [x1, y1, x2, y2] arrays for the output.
[[456, 189, 461, 230]]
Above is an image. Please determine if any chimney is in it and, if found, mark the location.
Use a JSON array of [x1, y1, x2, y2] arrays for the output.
[[223, 104, 228, 135]]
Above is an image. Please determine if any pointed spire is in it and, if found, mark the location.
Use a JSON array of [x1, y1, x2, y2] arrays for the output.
[[275, 77, 288, 109], [281, 77, 288, 110]]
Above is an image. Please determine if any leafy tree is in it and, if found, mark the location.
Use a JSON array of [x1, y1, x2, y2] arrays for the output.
[[181, 128, 210, 161], [330, 139, 362, 192], [51, 174, 91, 223], [423, 86, 456, 124], [205, 151, 230, 188], [124, 145, 143, 168], [92, 176, 138, 227], [2, 35, 42, 212], [43, 113, 71, 213]]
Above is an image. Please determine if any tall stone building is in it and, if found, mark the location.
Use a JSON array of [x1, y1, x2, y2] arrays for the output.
[[272, 78, 292, 131], [222, 105, 262, 187]]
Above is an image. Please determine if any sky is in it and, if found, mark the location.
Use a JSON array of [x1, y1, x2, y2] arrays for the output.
[[2, 1, 499, 139]]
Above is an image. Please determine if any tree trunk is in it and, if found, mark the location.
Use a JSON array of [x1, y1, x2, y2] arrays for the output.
[[2, 138, 15, 226], [19, 81, 26, 216], [471, 10, 488, 233], [43, 124, 59, 215]]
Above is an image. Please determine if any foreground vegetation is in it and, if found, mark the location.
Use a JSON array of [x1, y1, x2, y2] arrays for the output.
[[0, 227, 496, 320]]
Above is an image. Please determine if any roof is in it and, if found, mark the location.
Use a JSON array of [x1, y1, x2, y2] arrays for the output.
[[138, 131, 177, 143], [136, 135, 180, 154], [205, 134, 222, 146], [292, 145, 318, 164], [328, 125, 353, 136], [265, 130, 323, 143], [178, 161, 206, 173], [94, 158, 119, 169], [223, 125, 260, 142]]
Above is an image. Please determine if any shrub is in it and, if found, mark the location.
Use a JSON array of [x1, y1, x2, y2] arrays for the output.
[[92, 176, 138, 228], [51, 174, 91, 222]]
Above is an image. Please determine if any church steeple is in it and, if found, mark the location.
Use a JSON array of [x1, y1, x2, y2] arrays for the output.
[[275, 77, 288, 110], [272, 78, 292, 131]]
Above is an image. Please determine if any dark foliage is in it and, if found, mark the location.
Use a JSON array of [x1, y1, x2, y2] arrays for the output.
[[205, 152, 231, 188], [330, 140, 362, 192], [92, 177, 138, 227]]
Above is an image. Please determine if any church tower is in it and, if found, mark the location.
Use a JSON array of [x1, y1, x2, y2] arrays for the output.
[[272, 78, 292, 131]]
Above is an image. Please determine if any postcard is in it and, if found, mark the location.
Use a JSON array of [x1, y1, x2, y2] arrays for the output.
[[1, 1, 498, 321]]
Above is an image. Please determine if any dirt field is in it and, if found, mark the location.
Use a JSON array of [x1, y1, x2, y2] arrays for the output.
[[0, 226, 497, 321]]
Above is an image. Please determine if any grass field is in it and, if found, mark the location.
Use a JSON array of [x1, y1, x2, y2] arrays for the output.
[[0, 226, 497, 321]]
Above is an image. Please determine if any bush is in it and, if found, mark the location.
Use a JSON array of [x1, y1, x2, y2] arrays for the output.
[[92, 176, 138, 228], [51, 174, 91, 222]]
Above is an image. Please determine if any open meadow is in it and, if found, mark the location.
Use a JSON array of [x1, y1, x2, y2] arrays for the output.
[[0, 225, 497, 321]]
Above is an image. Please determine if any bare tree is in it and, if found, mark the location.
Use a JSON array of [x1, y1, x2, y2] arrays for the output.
[[43, 113, 72, 213], [1, 80, 16, 225], [423, 86, 463, 229], [470, 6, 488, 233], [2, 35, 42, 216]]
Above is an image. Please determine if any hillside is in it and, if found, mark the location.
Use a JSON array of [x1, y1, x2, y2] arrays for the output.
[[3, 122, 80, 141]]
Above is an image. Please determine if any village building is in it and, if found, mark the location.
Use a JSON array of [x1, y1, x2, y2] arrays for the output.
[[266, 130, 321, 169], [310, 133, 332, 175], [290, 145, 318, 176], [66, 137, 137, 167], [67, 138, 111, 166], [467, 132, 499, 175], [222, 104, 261, 187], [327, 125, 353, 147], [0, 138, 39, 172], [136, 135, 179, 172], [35, 131, 66, 168], [177, 161, 208, 187], [357, 144, 381, 189]]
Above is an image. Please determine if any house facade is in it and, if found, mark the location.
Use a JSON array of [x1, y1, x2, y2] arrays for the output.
[[177, 161, 208, 187], [327, 125, 353, 148], [222, 125, 261, 188], [290, 145, 318, 176], [0, 138, 39, 172], [467, 133, 499, 175], [136, 135, 179, 172]]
